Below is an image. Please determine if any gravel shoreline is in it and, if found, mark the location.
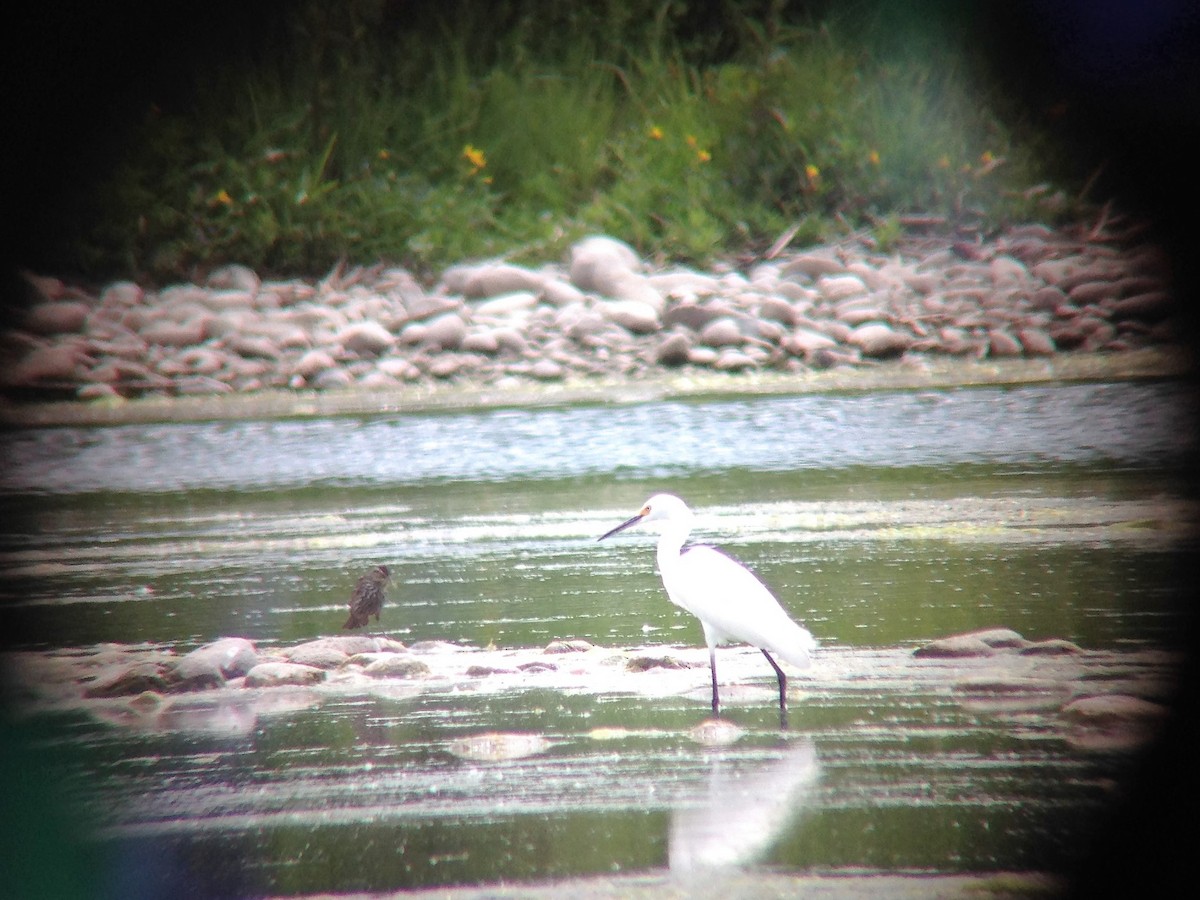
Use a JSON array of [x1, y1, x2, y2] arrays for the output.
[[1, 226, 1190, 427]]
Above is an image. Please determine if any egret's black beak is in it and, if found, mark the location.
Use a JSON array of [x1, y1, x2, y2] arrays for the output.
[[598, 511, 645, 541]]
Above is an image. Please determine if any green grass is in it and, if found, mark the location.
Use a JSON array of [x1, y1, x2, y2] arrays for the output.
[[62, 1, 1086, 282]]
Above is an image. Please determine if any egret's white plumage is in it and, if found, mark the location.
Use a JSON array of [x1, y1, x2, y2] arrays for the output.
[[599, 493, 815, 724]]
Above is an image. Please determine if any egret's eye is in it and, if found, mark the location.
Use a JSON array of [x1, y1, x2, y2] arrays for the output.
[[641, 505, 651, 516]]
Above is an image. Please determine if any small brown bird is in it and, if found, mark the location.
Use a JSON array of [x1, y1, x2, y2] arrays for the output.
[[342, 565, 391, 630]]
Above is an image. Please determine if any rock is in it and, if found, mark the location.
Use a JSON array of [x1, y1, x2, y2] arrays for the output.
[[1062, 694, 1168, 729], [1067, 281, 1117, 305], [835, 302, 889, 326], [462, 330, 501, 354], [781, 253, 846, 280], [848, 323, 912, 358], [1020, 638, 1083, 656], [432, 355, 471, 379], [226, 334, 281, 360], [755, 296, 798, 326], [25, 301, 91, 335], [626, 655, 689, 671], [655, 332, 692, 366], [491, 327, 529, 355], [187, 637, 259, 678], [448, 732, 552, 761], [539, 279, 587, 307], [291, 349, 338, 378], [569, 236, 641, 292], [529, 359, 565, 380], [1030, 286, 1068, 312], [448, 263, 545, 299], [1062, 694, 1168, 751], [517, 661, 557, 673], [4, 344, 89, 384], [207, 264, 261, 294], [99, 281, 144, 308], [663, 301, 734, 331], [1016, 327, 1056, 355], [423, 313, 467, 350], [714, 349, 757, 371], [989, 255, 1030, 284], [84, 661, 176, 698], [600, 299, 660, 334], [1109, 292, 1174, 321], [286, 643, 351, 669], [167, 655, 226, 692], [966, 628, 1030, 649], [337, 321, 395, 356], [77, 383, 123, 401], [473, 291, 539, 318], [648, 270, 723, 299], [466, 665, 516, 677], [544, 639, 594, 654], [913, 636, 997, 658], [987, 329, 1023, 357], [139, 319, 208, 347], [816, 274, 868, 301], [312, 367, 355, 390], [319, 635, 407, 656], [244, 662, 326, 688], [688, 718, 745, 746], [363, 656, 430, 678], [699, 317, 745, 347], [783, 328, 838, 357], [357, 371, 402, 389]]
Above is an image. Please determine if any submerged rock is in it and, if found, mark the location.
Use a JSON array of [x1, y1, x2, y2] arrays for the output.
[[83, 661, 176, 698], [914, 627, 1034, 658], [544, 639, 595, 654], [1062, 694, 1169, 751], [448, 731, 552, 761], [913, 636, 998, 659], [244, 662, 326, 688], [627, 655, 690, 672], [688, 718, 745, 746]]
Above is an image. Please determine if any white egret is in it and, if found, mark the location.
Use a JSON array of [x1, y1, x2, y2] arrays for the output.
[[599, 494, 815, 726]]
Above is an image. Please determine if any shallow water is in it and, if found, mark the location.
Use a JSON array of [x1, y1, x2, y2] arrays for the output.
[[0, 379, 1196, 896]]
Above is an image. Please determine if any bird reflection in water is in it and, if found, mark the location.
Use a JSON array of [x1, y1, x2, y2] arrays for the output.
[[669, 738, 820, 872]]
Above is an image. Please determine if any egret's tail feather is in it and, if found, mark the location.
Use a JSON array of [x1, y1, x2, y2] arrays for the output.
[[773, 625, 817, 669]]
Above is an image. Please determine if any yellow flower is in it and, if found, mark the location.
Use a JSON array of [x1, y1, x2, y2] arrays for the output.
[[685, 134, 698, 148], [648, 125, 664, 140], [804, 163, 820, 181], [696, 149, 712, 163], [462, 144, 487, 171], [980, 150, 995, 164], [377, 149, 391, 161], [213, 189, 233, 207], [868, 149, 881, 166]]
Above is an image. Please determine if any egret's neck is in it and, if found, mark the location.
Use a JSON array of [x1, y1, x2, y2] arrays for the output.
[[654, 519, 692, 575]]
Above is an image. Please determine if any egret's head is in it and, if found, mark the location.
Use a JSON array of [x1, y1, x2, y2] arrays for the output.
[[598, 494, 691, 540]]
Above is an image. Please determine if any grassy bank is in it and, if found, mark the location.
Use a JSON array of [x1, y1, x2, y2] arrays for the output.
[[57, 1, 1086, 283]]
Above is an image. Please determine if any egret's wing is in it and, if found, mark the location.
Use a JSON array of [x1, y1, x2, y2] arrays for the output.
[[663, 545, 816, 666]]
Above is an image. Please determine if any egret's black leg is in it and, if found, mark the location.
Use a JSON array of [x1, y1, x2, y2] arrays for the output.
[[761, 649, 788, 729], [709, 646, 721, 718]]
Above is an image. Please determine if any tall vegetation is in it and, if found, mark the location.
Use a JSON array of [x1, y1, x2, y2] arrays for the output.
[[62, 0, 1081, 280]]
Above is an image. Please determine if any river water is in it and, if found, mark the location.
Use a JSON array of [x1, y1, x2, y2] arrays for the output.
[[0, 379, 1196, 896]]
